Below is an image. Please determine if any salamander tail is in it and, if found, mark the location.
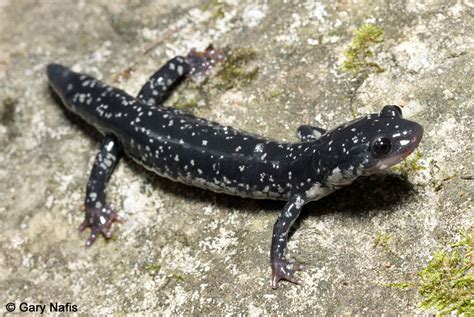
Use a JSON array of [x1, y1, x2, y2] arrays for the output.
[[46, 63, 72, 94]]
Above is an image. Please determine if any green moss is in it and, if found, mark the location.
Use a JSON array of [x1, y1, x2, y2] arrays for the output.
[[144, 263, 161, 276], [342, 24, 385, 74], [374, 232, 392, 252], [170, 273, 185, 281], [173, 99, 199, 110], [216, 47, 259, 89], [265, 89, 284, 100], [417, 231, 474, 314], [1, 97, 17, 126], [392, 150, 425, 177], [201, 0, 226, 20], [385, 282, 414, 289], [387, 230, 474, 315]]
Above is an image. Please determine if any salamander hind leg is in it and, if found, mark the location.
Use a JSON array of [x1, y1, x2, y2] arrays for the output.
[[296, 125, 327, 142], [80, 135, 123, 247], [271, 194, 307, 289]]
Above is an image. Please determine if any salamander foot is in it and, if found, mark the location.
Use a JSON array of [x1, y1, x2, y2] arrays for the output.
[[271, 258, 305, 289], [79, 204, 122, 247], [185, 44, 225, 81]]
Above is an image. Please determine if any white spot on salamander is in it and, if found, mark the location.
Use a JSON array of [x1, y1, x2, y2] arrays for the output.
[[106, 141, 114, 151], [400, 139, 410, 146], [89, 192, 97, 201], [305, 183, 330, 200]]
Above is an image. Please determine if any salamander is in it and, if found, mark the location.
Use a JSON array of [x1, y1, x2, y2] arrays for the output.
[[46, 48, 423, 289]]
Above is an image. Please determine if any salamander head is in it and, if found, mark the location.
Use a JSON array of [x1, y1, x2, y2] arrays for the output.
[[313, 105, 423, 185]]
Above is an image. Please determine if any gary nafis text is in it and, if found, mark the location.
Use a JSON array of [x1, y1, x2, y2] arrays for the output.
[[13, 302, 77, 313]]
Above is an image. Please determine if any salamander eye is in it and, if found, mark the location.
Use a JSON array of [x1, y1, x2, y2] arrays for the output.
[[371, 137, 391, 156]]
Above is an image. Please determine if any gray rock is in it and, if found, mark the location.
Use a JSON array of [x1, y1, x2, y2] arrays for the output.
[[0, 0, 472, 314]]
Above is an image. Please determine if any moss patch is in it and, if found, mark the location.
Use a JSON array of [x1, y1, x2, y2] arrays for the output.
[[144, 263, 161, 276], [392, 150, 425, 177], [373, 232, 392, 253], [1, 97, 17, 126], [216, 47, 259, 90], [342, 24, 385, 74], [201, 0, 226, 20], [387, 230, 474, 315], [417, 230, 473, 314], [174, 98, 199, 110]]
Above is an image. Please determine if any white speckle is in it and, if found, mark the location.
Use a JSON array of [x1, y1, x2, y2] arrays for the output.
[[254, 143, 264, 152], [295, 196, 305, 209], [104, 159, 112, 167], [305, 183, 330, 200], [202, 140, 208, 146], [105, 141, 114, 151], [400, 139, 410, 146]]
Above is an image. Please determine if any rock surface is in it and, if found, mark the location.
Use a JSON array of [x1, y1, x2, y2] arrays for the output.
[[0, 0, 472, 314]]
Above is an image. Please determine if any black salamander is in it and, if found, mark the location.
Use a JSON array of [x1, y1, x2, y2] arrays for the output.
[[47, 48, 423, 288]]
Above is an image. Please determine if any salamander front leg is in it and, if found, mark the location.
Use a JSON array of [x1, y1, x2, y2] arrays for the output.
[[137, 56, 192, 106], [271, 194, 307, 289], [79, 135, 123, 246], [138, 45, 224, 106], [296, 125, 327, 142]]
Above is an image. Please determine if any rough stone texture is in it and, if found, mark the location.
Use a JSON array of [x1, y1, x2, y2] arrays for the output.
[[0, 0, 472, 314]]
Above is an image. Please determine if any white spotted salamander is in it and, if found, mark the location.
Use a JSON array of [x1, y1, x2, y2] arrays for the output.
[[47, 47, 423, 289]]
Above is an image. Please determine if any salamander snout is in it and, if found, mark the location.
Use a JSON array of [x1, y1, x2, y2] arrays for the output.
[[407, 121, 424, 154]]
